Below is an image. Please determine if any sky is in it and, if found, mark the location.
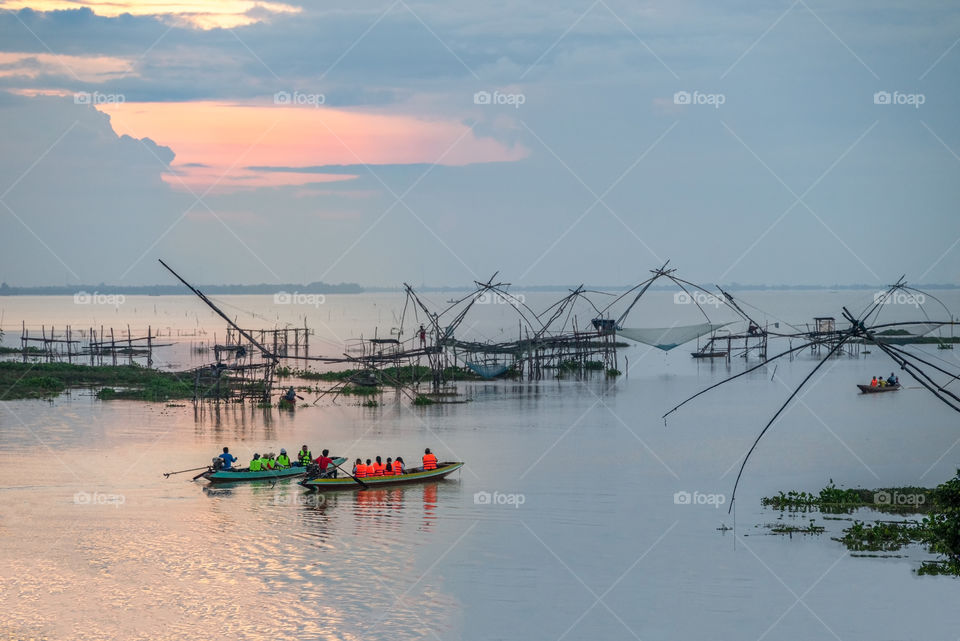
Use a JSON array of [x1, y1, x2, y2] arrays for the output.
[[0, 0, 958, 288]]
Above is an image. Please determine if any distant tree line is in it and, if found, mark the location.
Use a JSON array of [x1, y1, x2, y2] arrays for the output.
[[0, 282, 364, 296]]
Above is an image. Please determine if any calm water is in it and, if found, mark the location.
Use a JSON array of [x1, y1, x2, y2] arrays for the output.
[[1, 291, 959, 640]]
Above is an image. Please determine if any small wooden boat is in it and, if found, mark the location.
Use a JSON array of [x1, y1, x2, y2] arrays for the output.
[[300, 461, 464, 491], [278, 396, 297, 410], [857, 384, 901, 394], [202, 457, 347, 483]]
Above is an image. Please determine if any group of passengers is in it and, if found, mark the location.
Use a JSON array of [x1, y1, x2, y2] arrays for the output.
[[214, 445, 440, 477], [869, 372, 900, 387]]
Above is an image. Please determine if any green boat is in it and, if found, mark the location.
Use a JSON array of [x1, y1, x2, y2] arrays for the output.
[[299, 461, 464, 490], [202, 457, 347, 483]]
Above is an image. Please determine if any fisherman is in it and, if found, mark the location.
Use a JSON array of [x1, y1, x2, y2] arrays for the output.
[[422, 448, 437, 471], [419, 324, 427, 348], [314, 449, 337, 477], [385, 457, 395, 476], [284, 386, 297, 402], [298, 445, 312, 467], [353, 458, 367, 478], [371, 456, 385, 476], [870, 376, 878, 387], [249, 453, 262, 472], [889, 372, 899, 386], [394, 456, 405, 475], [276, 448, 291, 468], [218, 446, 237, 470], [878, 376, 886, 387]]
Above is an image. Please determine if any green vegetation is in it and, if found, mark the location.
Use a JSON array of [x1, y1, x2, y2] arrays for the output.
[[768, 520, 825, 536], [835, 520, 923, 552], [761, 481, 934, 513], [0, 361, 252, 402], [764, 471, 960, 575], [0, 345, 44, 355], [413, 394, 435, 406], [606, 368, 622, 377]]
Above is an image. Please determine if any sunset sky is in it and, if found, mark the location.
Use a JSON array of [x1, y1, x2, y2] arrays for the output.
[[0, 1, 958, 287]]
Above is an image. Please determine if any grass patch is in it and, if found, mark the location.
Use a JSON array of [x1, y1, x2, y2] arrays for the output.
[[0, 361, 248, 402]]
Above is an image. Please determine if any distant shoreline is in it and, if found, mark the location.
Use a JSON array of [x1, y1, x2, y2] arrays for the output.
[[0, 282, 957, 296]]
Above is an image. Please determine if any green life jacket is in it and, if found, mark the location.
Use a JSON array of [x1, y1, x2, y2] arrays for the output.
[[260, 457, 272, 469], [249, 458, 262, 471], [277, 454, 290, 468], [299, 450, 312, 465]]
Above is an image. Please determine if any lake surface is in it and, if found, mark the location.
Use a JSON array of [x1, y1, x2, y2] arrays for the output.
[[1, 291, 959, 640]]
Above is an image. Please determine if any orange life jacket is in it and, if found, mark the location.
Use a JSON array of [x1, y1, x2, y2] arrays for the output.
[[372, 462, 385, 476], [870, 378, 877, 387], [423, 453, 437, 470], [384, 462, 394, 476], [354, 464, 367, 478], [392, 461, 403, 475]]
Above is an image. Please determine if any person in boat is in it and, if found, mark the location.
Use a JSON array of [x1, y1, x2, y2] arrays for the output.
[[276, 448, 291, 468], [249, 453, 262, 472], [870, 376, 878, 387], [283, 386, 296, 402], [261, 453, 276, 470], [888, 372, 899, 386], [314, 449, 337, 477], [352, 458, 367, 478], [298, 445, 312, 467], [422, 448, 438, 471], [878, 376, 886, 387], [394, 457, 405, 475], [218, 447, 237, 470], [385, 457, 394, 476]]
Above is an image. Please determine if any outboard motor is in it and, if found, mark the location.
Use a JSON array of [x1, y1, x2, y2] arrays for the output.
[[304, 462, 321, 479], [211, 457, 224, 471]]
